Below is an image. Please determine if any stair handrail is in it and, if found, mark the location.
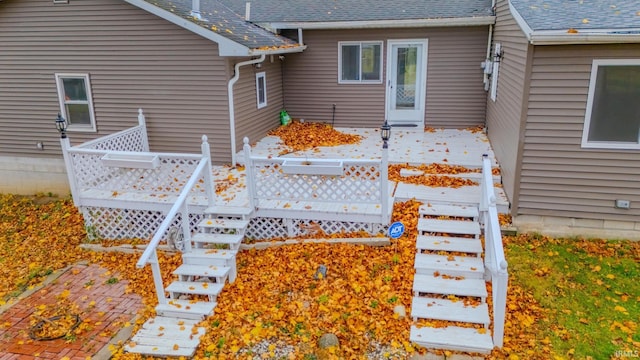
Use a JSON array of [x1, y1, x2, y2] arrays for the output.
[[135, 136, 214, 305], [479, 154, 508, 348]]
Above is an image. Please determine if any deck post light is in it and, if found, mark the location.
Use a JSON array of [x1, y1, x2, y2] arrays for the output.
[[381, 120, 391, 149], [55, 113, 68, 139]]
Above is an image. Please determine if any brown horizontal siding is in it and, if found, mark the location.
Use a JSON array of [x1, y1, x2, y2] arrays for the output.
[[0, 0, 235, 163], [233, 57, 284, 155], [518, 44, 640, 222], [485, 0, 531, 209], [282, 27, 488, 128]]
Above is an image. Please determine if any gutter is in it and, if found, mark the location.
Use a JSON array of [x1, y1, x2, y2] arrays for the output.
[[266, 16, 496, 30], [227, 54, 266, 166], [508, 0, 640, 45]]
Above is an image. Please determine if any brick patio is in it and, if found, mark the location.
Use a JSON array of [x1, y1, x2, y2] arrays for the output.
[[0, 263, 143, 359]]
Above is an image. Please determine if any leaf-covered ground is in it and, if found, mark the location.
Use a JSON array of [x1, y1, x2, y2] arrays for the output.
[[1, 193, 639, 359]]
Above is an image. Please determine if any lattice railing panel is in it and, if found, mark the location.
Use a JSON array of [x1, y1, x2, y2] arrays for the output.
[[78, 126, 147, 152], [81, 206, 205, 240], [250, 160, 382, 203], [68, 151, 206, 197]]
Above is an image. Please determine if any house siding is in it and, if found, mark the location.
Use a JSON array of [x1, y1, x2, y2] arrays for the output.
[[232, 56, 284, 155], [282, 27, 489, 128], [485, 0, 531, 211], [0, 0, 233, 167], [518, 44, 640, 222]]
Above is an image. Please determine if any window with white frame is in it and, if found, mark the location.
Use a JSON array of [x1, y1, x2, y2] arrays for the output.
[[490, 43, 501, 102], [581, 59, 640, 149], [338, 41, 382, 83], [256, 72, 267, 109], [55, 73, 96, 132]]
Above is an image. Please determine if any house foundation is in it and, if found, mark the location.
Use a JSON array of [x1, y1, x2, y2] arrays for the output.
[[514, 215, 640, 241], [0, 156, 69, 196]]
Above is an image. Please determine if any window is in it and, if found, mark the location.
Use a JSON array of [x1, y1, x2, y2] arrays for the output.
[[582, 59, 640, 149], [338, 41, 382, 83], [490, 43, 501, 102], [256, 72, 267, 109], [55, 73, 96, 132]]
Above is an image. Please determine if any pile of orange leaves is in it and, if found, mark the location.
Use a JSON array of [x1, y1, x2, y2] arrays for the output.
[[388, 163, 481, 188], [268, 120, 362, 154]]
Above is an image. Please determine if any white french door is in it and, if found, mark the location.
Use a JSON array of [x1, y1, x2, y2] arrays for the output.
[[385, 39, 428, 126]]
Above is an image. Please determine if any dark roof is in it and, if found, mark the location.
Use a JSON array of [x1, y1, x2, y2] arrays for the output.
[[510, 0, 640, 31], [140, 0, 301, 50], [218, 0, 494, 23]]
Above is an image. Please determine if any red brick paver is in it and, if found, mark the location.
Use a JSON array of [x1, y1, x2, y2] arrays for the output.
[[0, 263, 143, 359]]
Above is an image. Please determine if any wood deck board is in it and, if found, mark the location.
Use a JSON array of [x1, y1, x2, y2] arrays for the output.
[[411, 297, 490, 325], [413, 274, 488, 298], [416, 235, 483, 254], [410, 325, 494, 354]]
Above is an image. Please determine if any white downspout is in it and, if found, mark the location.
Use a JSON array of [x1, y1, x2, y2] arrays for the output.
[[227, 54, 266, 166], [484, 0, 496, 89]]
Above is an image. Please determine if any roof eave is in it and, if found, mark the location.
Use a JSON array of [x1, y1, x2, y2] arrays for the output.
[[529, 33, 640, 45], [265, 16, 496, 30], [124, 0, 251, 56]]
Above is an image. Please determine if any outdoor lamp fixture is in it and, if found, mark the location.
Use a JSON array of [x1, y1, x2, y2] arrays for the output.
[[381, 120, 391, 149], [55, 113, 68, 139]]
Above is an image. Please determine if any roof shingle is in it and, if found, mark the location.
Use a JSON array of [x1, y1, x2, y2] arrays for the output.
[[510, 0, 640, 31], [219, 0, 493, 23]]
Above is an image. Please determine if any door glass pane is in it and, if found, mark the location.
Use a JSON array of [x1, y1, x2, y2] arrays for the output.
[[361, 43, 381, 80], [341, 45, 360, 81], [62, 78, 88, 101], [588, 65, 640, 143], [395, 46, 418, 109], [66, 103, 91, 125]]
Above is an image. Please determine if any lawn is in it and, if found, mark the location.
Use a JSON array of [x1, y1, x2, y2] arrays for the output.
[[1, 193, 639, 359]]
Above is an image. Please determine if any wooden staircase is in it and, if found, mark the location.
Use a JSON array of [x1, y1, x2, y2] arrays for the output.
[[410, 203, 494, 354], [124, 206, 251, 357]]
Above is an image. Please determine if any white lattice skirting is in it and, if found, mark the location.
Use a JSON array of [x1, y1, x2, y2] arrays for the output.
[[81, 206, 387, 241]]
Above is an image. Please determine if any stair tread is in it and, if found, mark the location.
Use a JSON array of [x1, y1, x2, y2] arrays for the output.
[[165, 281, 223, 296], [414, 253, 484, 279], [204, 205, 252, 216], [418, 218, 480, 235], [173, 264, 230, 278], [155, 300, 217, 319], [192, 233, 243, 244], [410, 325, 494, 354], [411, 297, 490, 324], [183, 248, 237, 260], [419, 204, 479, 218], [416, 235, 483, 254], [413, 274, 488, 298], [125, 316, 204, 356], [198, 218, 249, 229]]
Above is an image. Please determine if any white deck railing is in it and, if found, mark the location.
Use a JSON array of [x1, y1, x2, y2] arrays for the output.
[[77, 108, 149, 152], [479, 154, 508, 348], [242, 137, 390, 224]]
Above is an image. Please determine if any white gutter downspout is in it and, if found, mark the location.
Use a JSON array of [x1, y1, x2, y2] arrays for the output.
[[484, 0, 496, 90], [228, 54, 266, 166]]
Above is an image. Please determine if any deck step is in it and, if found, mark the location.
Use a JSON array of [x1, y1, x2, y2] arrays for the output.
[[410, 325, 494, 354], [166, 281, 224, 298], [411, 297, 490, 326], [124, 316, 205, 357], [419, 204, 478, 219], [418, 218, 480, 236], [192, 233, 244, 247], [204, 205, 253, 217], [155, 299, 217, 320], [173, 264, 230, 282], [414, 253, 484, 279], [197, 218, 249, 230], [416, 235, 483, 255], [182, 248, 237, 263], [413, 274, 487, 299]]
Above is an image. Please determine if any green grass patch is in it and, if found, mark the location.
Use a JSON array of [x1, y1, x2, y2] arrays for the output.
[[506, 235, 640, 358]]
